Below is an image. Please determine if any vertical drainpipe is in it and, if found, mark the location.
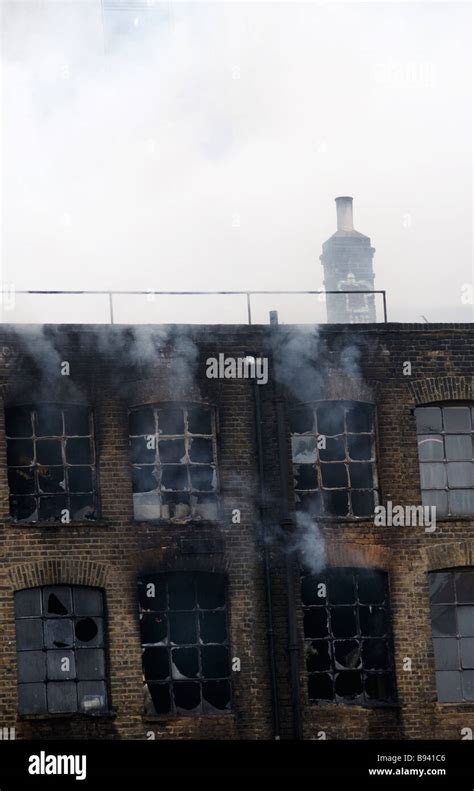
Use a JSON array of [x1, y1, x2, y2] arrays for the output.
[[253, 378, 281, 740], [270, 326, 303, 740]]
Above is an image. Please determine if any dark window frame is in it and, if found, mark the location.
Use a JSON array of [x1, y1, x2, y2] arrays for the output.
[[290, 400, 379, 520], [301, 566, 397, 707], [6, 403, 98, 524], [14, 584, 109, 717], [129, 402, 219, 523], [138, 571, 232, 717]]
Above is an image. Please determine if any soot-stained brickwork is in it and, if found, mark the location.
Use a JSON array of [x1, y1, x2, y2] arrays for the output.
[[0, 322, 473, 741]]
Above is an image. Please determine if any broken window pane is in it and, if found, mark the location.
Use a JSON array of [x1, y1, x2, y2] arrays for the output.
[[38, 495, 67, 522], [64, 406, 90, 436], [36, 406, 63, 436], [319, 436, 345, 462], [43, 587, 72, 616], [303, 608, 329, 639], [130, 437, 155, 465], [297, 491, 322, 517], [358, 570, 386, 605], [335, 671, 362, 700], [138, 572, 230, 715], [359, 606, 388, 637], [146, 683, 171, 715], [308, 672, 333, 701], [129, 407, 155, 436], [68, 466, 93, 493], [348, 435, 372, 461], [334, 640, 361, 669], [364, 673, 394, 702], [306, 641, 331, 672], [38, 466, 66, 494], [36, 440, 62, 465], [10, 496, 37, 522], [193, 494, 218, 520], [316, 405, 345, 436], [189, 438, 213, 463], [327, 571, 355, 604], [44, 619, 73, 649], [293, 464, 317, 490], [190, 466, 215, 491], [161, 492, 190, 519], [362, 639, 388, 669], [70, 494, 95, 521], [331, 608, 357, 638], [323, 490, 349, 516], [301, 573, 326, 606], [351, 490, 375, 517], [132, 466, 158, 493], [321, 463, 347, 488], [161, 465, 188, 491], [7, 439, 34, 466], [289, 407, 314, 434], [66, 438, 92, 465], [349, 463, 373, 489], [8, 468, 35, 495], [133, 492, 161, 520], [75, 617, 103, 647], [291, 436, 317, 464], [5, 406, 33, 437], [346, 403, 373, 433]]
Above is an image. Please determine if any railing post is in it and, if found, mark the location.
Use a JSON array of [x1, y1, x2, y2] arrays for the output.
[[246, 293, 252, 324], [109, 292, 114, 325]]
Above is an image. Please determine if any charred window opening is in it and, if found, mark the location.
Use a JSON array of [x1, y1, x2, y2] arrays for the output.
[[14, 585, 108, 715], [290, 401, 378, 518], [429, 568, 474, 702], [138, 572, 231, 716], [415, 405, 474, 517], [129, 405, 218, 522], [6, 405, 97, 523], [301, 567, 396, 705]]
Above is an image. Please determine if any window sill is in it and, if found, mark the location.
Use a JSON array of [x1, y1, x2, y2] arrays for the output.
[[5, 518, 110, 528], [18, 710, 116, 721], [308, 701, 399, 711], [434, 702, 474, 712], [142, 711, 233, 722], [133, 519, 221, 528]]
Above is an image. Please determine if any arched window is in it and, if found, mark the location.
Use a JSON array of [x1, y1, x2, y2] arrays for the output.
[[428, 568, 474, 702], [290, 401, 378, 518], [129, 404, 218, 522], [6, 404, 97, 523], [138, 571, 231, 715], [15, 585, 108, 715], [301, 567, 396, 705], [415, 404, 474, 516]]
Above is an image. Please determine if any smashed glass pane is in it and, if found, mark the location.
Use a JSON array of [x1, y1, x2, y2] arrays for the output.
[[193, 494, 218, 520], [308, 672, 333, 700], [68, 467, 93, 493], [455, 572, 474, 604], [296, 491, 322, 517], [202, 680, 231, 712], [36, 440, 62, 466], [158, 407, 185, 435], [10, 495, 37, 522], [189, 438, 213, 463], [46, 650, 76, 680], [43, 587, 72, 616], [161, 465, 188, 491], [36, 406, 62, 437], [293, 464, 317, 490], [320, 463, 347, 488], [169, 612, 197, 645], [303, 608, 328, 639], [364, 673, 394, 702], [173, 681, 200, 712], [351, 490, 374, 517], [70, 494, 95, 521], [146, 683, 171, 715], [334, 640, 361, 669], [159, 439, 186, 464], [199, 611, 227, 643], [196, 573, 226, 609], [132, 466, 158, 493], [133, 492, 161, 520], [7, 439, 34, 466], [346, 403, 373, 433], [429, 572, 455, 604], [201, 646, 229, 678], [38, 495, 67, 522], [171, 647, 199, 679], [289, 407, 314, 434], [75, 617, 103, 646], [38, 466, 66, 494], [188, 407, 212, 435], [306, 641, 331, 672], [416, 407, 442, 434], [291, 436, 317, 464], [443, 407, 471, 433], [335, 671, 362, 700], [327, 571, 355, 604], [77, 682, 107, 713], [143, 647, 170, 681], [64, 407, 90, 436], [431, 605, 457, 637], [8, 468, 35, 495], [359, 606, 388, 637], [316, 405, 344, 436], [161, 492, 190, 519], [5, 407, 33, 437], [44, 618, 73, 649], [330, 608, 357, 638], [129, 408, 155, 436], [140, 613, 168, 645], [190, 466, 215, 491], [361, 639, 388, 669], [358, 570, 386, 605], [168, 574, 195, 610]]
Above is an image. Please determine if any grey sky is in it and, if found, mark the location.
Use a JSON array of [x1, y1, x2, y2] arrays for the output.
[[1, 1, 472, 324]]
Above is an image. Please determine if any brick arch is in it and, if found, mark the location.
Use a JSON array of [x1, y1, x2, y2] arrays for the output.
[[418, 540, 474, 572], [407, 375, 474, 406], [325, 540, 391, 571], [7, 559, 111, 592], [132, 546, 228, 577]]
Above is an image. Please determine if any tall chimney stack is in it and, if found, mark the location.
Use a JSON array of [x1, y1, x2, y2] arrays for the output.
[[335, 196, 354, 232], [320, 196, 376, 323]]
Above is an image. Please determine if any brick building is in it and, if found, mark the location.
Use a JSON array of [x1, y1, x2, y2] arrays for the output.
[[0, 320, 473, 741]]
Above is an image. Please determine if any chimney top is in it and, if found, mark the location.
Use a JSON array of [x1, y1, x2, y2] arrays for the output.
[[335, 196, 354, 232]]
